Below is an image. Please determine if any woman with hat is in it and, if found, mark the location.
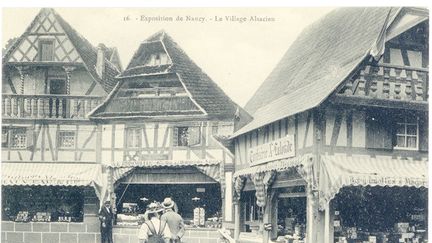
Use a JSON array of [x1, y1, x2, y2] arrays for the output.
[[138, 202, 171, 243]]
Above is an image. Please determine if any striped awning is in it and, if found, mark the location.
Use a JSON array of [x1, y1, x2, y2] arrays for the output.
[[1, 162, 103, 189], [110, 160, 223, 183], [233, 155, 312, 178], [318, 155, 428, 210]]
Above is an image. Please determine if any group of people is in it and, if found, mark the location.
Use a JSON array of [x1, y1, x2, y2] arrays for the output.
[[98, 197, 185, 243]]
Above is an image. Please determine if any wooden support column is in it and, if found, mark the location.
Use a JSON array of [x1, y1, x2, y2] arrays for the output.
[[15, 66, 29, 94], [96, 124, 102, 163], [234, 200, 241, 240], [306, 187, 325, 243], [63, 66, 76, 95], [263, 190, 278, 243], [324, 203, 330, 243]]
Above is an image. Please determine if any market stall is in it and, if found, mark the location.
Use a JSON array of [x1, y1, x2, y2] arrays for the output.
[[233, 154, 313, 243], [1, 162, 104, 223], [318, 155, 428, 243], [106, 159, 225, 228]]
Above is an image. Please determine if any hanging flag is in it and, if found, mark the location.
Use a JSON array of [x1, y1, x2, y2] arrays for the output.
[[370, 8, 393, 61]]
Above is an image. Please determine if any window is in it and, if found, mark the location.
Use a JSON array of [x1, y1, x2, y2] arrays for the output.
[[174, 126, 201, 146], [11, 128, 27, 149], [49, 79, 67, 95], [2, 128, 9, 147], [366, 111, 426, 151], [395, 116, 419, 150], [144, 53, 169, 66], [39, 39, 54, 61], [2, 127, 33, 149], [58, 131, 76, 149], [126, 127, 142, 148]]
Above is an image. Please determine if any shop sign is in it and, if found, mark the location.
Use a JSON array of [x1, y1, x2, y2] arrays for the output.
[[3, 174, 84, 186], [348, 175, 427, 188], [196, 188, 206, 192], [121, 159, 220, 167], [249, 135, 295, 166]]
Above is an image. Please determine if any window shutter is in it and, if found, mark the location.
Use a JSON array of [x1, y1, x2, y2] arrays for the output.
[[366, 112, 393, 149], [173, 127, 179, 146], [26, 127, 34, 149], [40, 41, 54, 61], [188, 126, 201, 146], [2, 128, 9, 147], [419, 114, 428, 151]]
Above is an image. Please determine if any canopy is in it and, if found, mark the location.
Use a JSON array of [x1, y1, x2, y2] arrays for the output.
[[1, 162, 103, 199], [318, 155, 428, 210], [109, 159, 223, 183]]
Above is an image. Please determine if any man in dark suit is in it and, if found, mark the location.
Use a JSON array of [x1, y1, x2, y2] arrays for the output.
[[98, 200, 114, 243]]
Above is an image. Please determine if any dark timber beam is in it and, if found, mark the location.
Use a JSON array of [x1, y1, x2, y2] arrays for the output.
[[331, 94, 428, 111]]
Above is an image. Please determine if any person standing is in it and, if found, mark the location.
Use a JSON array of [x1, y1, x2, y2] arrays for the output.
[[98, 200, 114, 243], [138, 202, 171, 243], [161, 198, 185, 243]]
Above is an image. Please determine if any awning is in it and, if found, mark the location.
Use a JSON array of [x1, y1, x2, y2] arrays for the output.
[[233, 155, 312, 178], [1, 162, 103, 198], [318, 155, 428, 210], [109, 159, 223, 183]]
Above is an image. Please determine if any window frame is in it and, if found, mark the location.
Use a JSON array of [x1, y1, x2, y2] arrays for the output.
[[57, 130, 76, 149], [11, 128, 28, 149], [38, 39, 55, 62], [2, 128, 10, 148], [394, 116, 420, 151], [174, 126, 201, 147], [125, 127, 142, 148]]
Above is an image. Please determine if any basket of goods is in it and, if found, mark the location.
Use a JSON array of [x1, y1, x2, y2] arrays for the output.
[[15, 211, 30, 222]]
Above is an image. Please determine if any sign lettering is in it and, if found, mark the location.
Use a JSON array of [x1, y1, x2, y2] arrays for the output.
[[249, 135, 295, 166]]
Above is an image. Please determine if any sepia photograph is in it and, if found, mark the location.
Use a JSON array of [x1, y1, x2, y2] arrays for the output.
[[0, 6, 429, 243]]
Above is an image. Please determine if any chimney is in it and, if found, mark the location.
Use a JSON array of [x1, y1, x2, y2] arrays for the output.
[[96, 43, 106, 79]]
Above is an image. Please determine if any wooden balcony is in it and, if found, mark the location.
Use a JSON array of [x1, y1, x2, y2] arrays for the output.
[[2, 94, 104, 120], [105, 96, 200, 113], [336, 63, 428, 108]]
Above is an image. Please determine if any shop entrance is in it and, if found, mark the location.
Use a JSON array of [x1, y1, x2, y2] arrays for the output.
[[332, 186, 428, 243], [114, 166, 222, 226], [115, 183, 221, 221], [275, 186, 307, 240]]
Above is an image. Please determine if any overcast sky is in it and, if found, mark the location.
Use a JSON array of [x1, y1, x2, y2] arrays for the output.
[[2, 8, 334, 106]]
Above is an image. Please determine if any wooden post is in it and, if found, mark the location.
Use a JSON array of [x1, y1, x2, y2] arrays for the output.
[[96, 124, 102, 163], [234, 200, 241, 240], [63, 66, 75, 95], [324, 203, 330, 243], [15, 66, 28, 95], [63, 66, 75, 117]]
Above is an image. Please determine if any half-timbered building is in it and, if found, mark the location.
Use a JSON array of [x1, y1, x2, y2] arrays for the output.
[[1, 8, 121, 242], [231, 7, 428, 243], [88, 30, 251, 233]]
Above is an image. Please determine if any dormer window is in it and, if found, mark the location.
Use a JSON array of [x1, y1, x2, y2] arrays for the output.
[[145, 52, 169, 66], [39, 39, 55, 61]]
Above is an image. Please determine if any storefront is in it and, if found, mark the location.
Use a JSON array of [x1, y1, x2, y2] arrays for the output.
[[105, 160, 225, 228], [1, 162, 104, 243], [233, 151, 314, 243], [317, 155, 428, 243]]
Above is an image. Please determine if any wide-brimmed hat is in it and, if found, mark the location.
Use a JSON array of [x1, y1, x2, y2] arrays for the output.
[[162, 198, 175, 209], [146, 202, 164, 214]]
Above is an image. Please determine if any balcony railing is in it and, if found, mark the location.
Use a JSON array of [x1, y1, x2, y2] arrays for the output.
[[2, 94, 104, 119], [340, 63, 428, 102]]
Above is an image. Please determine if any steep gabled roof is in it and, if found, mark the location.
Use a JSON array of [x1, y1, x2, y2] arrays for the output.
[[90, 31, 252, 122], [233, 7, 404, 137], [2, 8, 120, 93]]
